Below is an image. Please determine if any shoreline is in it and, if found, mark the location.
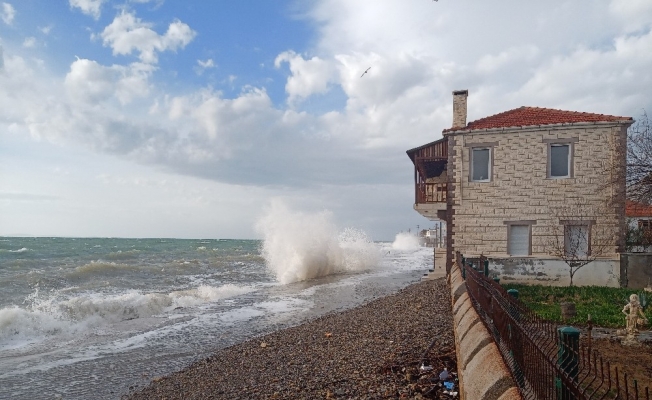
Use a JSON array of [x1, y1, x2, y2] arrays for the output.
[[127, 278, 454, 399]]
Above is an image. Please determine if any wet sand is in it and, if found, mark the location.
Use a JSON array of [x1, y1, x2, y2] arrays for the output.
[[126, 278, 455, 400]]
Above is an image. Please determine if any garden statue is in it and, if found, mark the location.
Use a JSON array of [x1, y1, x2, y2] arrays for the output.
[[622, 294, 648, 335]]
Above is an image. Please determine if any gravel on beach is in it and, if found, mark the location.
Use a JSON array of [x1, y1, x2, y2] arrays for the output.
[[127, 278, 455, 400]]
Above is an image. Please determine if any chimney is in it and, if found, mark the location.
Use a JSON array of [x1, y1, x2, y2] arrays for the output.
[[452, 90, 468, 129]]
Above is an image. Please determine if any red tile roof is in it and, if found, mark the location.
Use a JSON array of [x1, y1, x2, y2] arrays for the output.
[[443, 106, 633, 132], [626, 200, 652, 217]]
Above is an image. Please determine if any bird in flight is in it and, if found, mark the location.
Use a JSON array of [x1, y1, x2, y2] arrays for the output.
[[360, 67, 371, 78]]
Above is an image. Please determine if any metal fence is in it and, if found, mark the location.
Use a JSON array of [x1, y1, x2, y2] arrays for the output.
[[458, 253, 650, 399]]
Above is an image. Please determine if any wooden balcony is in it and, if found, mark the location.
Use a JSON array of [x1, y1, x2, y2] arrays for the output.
[[416, 182, 447, 203], [414, 182, 448, 220], [407, 138, 449, 220]]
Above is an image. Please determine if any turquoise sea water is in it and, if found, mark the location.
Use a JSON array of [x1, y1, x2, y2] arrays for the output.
[[0, 236, 431, 399]]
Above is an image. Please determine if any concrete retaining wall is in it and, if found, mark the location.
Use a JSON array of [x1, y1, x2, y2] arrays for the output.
[[620, 253, 652, 288], [449, 263, 522, 400], [489, 258, 620, 287]]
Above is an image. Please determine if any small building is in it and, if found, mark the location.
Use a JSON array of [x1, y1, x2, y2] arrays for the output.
[[626, 200, 652, 252], [407, 90, 633, 286]]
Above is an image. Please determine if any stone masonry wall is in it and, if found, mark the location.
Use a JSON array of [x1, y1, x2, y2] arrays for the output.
[[446, 124, 627, 263]]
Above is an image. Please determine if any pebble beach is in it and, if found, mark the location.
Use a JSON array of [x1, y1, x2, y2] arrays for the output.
[[127, 278, 455, 400]]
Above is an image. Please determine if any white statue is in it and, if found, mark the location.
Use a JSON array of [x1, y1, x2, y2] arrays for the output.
[[622, 294, 648, 334]]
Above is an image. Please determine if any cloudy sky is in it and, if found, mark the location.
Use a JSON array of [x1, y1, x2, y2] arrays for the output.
[[1, 0, 651, 240]]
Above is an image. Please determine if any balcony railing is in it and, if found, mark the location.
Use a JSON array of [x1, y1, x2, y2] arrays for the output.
[[416, 182, 447, 203]]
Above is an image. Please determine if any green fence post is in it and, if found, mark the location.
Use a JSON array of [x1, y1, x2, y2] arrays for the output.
[[484, 259, 489, 277], [556, 327, 580, 400]]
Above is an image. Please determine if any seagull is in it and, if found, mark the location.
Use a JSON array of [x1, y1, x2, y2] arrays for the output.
[[360, 67, 371, 78]]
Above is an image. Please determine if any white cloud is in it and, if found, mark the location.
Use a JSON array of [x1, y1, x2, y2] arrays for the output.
[[514, 29, 652, 114], [39, 25, 53, 35], [476, 45, 540, 74], [100, 11, 196, 64], [22, 37, 36, 48], [4, 1, 652, 240], [609, 0, 652, 33], [197, 59, 214, 69], [69, 0, 105, 20], [274, 51, 337, 106], [2, 0, 652, 237], [194, 58, 215, 75], [1, 2, 15, 25], [64, 58, 153, 105]]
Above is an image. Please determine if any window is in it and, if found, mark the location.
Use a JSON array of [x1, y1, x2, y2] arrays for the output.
[[505, 220, 536, 256], [564, 224, 590, 258], [550, 144, 570, 178], [471, 147, 491, 182], [544, 138, 577, 179], [508, 225, 530, 256]]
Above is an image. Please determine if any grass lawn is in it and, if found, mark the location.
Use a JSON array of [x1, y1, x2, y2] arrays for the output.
[[501, 284, 650, 328]]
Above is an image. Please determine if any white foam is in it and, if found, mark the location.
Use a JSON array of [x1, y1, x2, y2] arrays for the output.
[[255, 200, 380, 284], [218, 307, 265, 323], [7, 247, 29, 253], [0, 284, 254, 345], [390, 232, 421, 251], [255, 297, 312, 313], [169, 284, 253, 307]]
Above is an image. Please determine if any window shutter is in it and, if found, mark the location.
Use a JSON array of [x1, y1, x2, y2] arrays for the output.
[[509, 225, 529, 256]]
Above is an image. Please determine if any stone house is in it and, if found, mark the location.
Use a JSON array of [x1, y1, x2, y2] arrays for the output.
[[407, 90, 634, 286]]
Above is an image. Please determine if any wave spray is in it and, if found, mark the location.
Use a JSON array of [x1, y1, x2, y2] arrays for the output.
[[390, 232, 422, 251], [256, 200, 380, 284]]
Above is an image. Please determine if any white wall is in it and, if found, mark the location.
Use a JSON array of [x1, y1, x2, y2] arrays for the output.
[[488, 258, 620, 287]]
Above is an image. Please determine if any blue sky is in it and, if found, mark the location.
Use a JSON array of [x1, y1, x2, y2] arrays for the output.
[[1, 0, 651, 240]]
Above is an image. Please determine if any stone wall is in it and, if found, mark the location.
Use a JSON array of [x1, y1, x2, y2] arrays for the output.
[[445, 123, 627, 262]]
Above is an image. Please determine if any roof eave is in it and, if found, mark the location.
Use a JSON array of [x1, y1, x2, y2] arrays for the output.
[[442, 119, 634, 136], [406, 136, 447, 160]]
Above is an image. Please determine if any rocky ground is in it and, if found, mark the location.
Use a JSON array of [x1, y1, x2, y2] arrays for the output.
[[582, 335, 652, 391], [126, 279, 456, 400]]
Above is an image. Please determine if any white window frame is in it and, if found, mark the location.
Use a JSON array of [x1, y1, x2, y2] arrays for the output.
[[544, 138, 578, 179], [470, 147, 492, 182]]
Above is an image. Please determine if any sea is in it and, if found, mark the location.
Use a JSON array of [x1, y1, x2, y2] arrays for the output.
[[0, 209, 433, 400]]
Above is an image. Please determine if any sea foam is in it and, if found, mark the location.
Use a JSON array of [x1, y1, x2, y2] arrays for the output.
[[0, 284, 253, 343], [255, 200, 379, 284]]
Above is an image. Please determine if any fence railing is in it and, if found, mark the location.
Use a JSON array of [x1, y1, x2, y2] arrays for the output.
[[458, 253, 650, 400], [416, 182, 447, 203]]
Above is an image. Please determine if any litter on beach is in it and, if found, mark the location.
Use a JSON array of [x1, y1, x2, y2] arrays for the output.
[[419, 363, 433, 372]]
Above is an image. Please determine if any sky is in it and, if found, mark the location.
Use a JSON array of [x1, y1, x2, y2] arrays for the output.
[[1, 0, 651, 240]]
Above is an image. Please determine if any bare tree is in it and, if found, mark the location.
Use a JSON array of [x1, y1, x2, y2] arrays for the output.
[[625, 217, 652, 252], [546, 202, 614, 286], [627, 112, 652, 204]]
